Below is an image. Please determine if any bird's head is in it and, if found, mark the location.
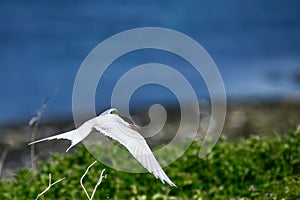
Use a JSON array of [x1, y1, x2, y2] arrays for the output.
[[100, 108, 119, 116], [109, 108, 119, 115]]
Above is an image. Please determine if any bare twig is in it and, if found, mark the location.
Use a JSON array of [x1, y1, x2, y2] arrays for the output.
[[29, 90, 57, 171], [29, 103, 45, 171], [90, 168, 107, 199], [35, 173, 65, 200], [0, 146, 8, 178], [80, 161, 107, 200]]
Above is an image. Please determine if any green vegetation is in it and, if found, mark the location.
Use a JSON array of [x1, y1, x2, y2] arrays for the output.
[[1, 129, 300, 199]]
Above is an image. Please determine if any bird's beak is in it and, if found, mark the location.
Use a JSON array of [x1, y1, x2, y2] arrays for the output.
[[130, 124, 141, 133]]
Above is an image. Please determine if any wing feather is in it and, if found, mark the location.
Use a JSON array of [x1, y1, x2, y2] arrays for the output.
[[94, 114, 176, 187], [29, 118, 95, 152]]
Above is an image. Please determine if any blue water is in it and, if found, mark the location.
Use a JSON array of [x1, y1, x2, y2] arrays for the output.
[[1, 0, 300, 125]]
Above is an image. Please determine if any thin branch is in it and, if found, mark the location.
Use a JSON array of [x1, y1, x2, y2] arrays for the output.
[[35, 173, 65, 200], [80, 161, 107, 200], [80, 161, 96, 200], [0, 146, 8, 178], [91, 168, 107, 199], [29, 90, 57, 171], [29, 103, 44, 171]]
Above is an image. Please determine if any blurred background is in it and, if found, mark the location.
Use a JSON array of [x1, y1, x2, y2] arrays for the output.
[[0, 0, 299, 178]]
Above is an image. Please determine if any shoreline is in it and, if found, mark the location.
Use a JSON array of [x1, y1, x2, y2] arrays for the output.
[[0, 100, 299, 179]]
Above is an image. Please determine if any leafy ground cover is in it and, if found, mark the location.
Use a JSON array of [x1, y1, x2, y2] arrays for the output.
[[0, 128, 299, 199]]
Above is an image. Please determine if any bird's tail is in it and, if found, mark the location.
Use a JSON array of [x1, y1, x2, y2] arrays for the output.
[[28, 129, 82, 152]]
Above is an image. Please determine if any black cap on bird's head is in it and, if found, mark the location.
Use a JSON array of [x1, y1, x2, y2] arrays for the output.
[[100, 108, 119, 116], [110, 109, 118, 115]]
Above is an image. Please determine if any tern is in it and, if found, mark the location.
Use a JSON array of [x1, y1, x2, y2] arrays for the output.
[[29, 108, 176, 187]]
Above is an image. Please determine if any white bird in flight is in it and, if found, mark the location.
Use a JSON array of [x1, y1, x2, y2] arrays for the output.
[[29, 108, 176, 187]]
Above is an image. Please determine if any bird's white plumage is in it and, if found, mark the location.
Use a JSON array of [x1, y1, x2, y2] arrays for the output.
[[28, 108, 176, 187]]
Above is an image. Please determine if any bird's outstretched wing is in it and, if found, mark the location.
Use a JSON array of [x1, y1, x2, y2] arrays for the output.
[[28, 120, 93, 152], [94, 114, 176, 187]]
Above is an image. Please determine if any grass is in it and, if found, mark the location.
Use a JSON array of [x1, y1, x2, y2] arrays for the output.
[[0, 128, 300, 199]]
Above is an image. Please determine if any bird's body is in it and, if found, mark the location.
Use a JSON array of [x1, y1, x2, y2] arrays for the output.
[[29, 108, 176, 187]]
